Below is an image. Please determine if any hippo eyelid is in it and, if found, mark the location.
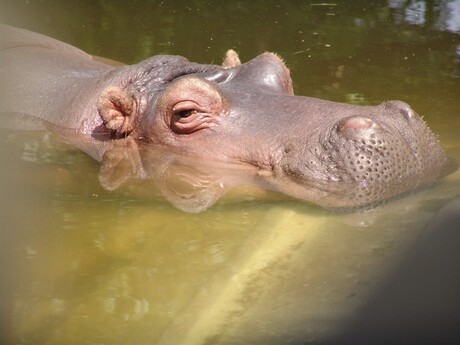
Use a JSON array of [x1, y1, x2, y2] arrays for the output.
[[172, 100, 201, 113]]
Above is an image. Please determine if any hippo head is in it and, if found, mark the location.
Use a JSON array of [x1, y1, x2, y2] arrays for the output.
[[96, 51, 454, 209]]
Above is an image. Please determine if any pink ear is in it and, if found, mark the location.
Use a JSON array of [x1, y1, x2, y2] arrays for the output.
[[97, 86, 137, 135], [222, 49, 241, 69]]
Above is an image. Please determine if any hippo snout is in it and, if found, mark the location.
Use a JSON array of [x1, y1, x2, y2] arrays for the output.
[[276, 99, 451, 208]]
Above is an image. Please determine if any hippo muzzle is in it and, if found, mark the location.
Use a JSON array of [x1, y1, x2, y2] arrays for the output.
[[277, 99, 452, 208]]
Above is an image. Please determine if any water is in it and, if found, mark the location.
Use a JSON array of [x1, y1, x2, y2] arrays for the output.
[[1, 1, 460, 344]]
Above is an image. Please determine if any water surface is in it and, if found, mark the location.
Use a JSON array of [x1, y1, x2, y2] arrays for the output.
[[1, 1, 459, 344]]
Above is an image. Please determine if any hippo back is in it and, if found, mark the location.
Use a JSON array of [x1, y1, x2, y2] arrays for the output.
[[0, 24, 90, 58]]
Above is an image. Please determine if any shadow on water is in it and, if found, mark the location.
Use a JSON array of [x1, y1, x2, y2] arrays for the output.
[[1, 1, 460, 344], [330, 197, 460, 345]]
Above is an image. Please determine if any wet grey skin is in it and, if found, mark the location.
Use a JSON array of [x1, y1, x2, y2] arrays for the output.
[[0, 25, 455, 209]]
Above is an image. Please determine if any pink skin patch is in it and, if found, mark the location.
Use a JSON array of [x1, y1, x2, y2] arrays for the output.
[[341, 116, 373, 129]]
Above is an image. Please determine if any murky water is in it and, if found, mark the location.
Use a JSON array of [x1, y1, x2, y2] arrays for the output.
[[1, 1, 460, 344]]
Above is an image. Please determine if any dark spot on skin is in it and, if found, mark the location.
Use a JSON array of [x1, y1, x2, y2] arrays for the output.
[[284, 145, 293, 154]]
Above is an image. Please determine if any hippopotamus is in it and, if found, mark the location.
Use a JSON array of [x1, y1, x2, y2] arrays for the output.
[[0, 25, 455, 211]]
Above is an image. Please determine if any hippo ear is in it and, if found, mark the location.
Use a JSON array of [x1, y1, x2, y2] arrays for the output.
[[222, 49, 241, 69], [97, 86, 137, 135]]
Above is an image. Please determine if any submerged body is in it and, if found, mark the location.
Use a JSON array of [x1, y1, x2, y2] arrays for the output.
[[0, 25, 454, 211]]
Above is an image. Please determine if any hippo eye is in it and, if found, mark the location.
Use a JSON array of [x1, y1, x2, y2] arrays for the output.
[[170, 101, 208, 134], [176, 109, 196, 118], [159, 76, 225, 135], [172, 101, 199, 118]]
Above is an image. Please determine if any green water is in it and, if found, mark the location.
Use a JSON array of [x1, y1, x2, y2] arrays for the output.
[[1, 1, 460, 344]]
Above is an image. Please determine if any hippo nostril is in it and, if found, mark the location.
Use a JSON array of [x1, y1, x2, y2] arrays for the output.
[[337, 116, 380, 131], [403, 107, 416, 119], [397, 104, 415, 120], [384, 100, 416, 120], [339, 116, 373, 130], [336, 116, 381, 141]]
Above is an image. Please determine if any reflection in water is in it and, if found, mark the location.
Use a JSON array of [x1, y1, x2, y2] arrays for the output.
[[94, 135, 455, 213], [389, 0, 460, 33], [1, 1, 460, 344], [2, 126, 460, 344]]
